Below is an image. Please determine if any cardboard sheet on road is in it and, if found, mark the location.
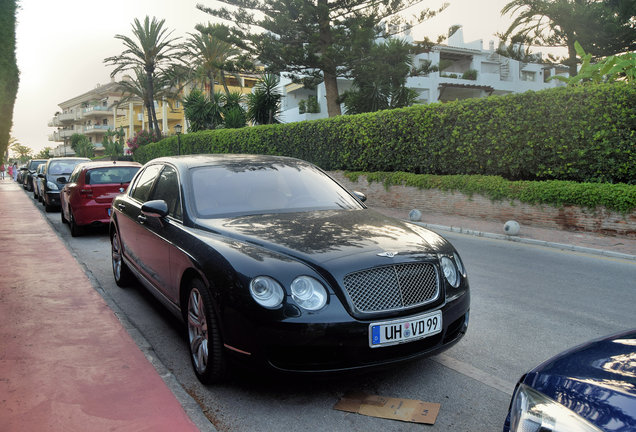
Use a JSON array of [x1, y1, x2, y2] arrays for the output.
[[334, 392, 440, 425]]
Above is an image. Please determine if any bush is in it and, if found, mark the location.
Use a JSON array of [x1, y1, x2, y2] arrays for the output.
[[344, 172, 636, 213], [134, 83, 635, 184]]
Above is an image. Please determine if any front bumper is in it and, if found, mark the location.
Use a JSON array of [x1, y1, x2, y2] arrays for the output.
[[223, 291, 470, 373], [44, 191, 60, 207]]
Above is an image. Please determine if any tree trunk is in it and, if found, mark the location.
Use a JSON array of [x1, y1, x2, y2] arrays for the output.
[[146, 68, 160, 133], [566, 39, 578, 78], [145, 102, 153, 131], [208, 72, 215, 100], [220, 70, 230, 96], [323, 71, 341, 117], [318, 0, 341, 117]]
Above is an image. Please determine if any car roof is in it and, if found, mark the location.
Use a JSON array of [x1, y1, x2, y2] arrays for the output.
[[146, 154, 306, 171], [75, 160, 142, 170], [46, 157, 91, 164]]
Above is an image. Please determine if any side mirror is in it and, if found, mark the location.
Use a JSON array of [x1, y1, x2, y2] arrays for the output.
[[141, 200, 169, 219], [56, 176, 67, 184], [353, 191, 367, 202], [37, 173, 45, 179]]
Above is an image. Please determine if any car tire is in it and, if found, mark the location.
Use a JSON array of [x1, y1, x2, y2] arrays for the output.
[[186, 279, 227, 384], [111, 229, 134, 287], [69, 210, 82, 237]]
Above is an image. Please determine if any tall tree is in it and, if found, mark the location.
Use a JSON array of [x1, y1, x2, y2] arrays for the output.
[[104, 16, 182, 133], [70, 133, 95, 158], [185, 25, 240, 98], [500, 0, 636, 76], [11, 141, 32, 162], [197, 0, 448, 117], [0, 0, 19, 162]]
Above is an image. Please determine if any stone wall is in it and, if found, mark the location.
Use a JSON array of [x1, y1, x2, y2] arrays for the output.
[[330, 172, 636, 239]]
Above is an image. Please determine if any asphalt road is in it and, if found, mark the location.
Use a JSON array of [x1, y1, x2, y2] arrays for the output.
[[35, 194, 636, 432]]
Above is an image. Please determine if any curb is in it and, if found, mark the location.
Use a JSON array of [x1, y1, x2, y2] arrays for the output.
[[417, 222, 636, 262]]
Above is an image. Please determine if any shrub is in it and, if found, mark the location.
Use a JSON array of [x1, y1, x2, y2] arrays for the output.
[[135, 83, 635, 184]]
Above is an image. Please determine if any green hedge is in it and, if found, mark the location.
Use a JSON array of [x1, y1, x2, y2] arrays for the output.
[[344, 172, 636, 213], [135, 83, 635, 184], [0, 0, 19, 163]]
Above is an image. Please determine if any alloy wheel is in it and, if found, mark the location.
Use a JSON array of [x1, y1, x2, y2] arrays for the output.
[[188, 288, 209, 375]]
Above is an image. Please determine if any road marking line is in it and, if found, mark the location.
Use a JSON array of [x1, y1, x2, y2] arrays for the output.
[[432, 353, 516, 396]]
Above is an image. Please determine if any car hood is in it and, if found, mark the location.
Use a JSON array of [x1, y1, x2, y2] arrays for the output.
[[194, 209, 451, 266], [523, 329, 636, 432]]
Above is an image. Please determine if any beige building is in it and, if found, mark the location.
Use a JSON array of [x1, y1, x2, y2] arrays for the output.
[[49, 73, 260, 156]]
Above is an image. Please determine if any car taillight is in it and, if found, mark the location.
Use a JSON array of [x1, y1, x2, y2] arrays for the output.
[[80, 187, 93, 198]]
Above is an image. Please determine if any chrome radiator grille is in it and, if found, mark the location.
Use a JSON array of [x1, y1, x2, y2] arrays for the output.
[[343, 263, 439, 313]]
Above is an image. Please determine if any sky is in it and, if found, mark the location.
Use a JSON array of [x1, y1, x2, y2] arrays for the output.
[[12, 0, 533, 155]]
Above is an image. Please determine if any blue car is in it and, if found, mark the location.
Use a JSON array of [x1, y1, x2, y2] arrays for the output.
[[504, 329, 636, 432]]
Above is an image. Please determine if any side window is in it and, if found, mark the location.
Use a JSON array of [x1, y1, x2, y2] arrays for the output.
[[149, 165, 182, 220], [130, 164, 162, 203]]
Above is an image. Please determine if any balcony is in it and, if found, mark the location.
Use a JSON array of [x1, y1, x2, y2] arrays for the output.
[[48, 129, 78, 141], [57, 112, 80, 123], [84, 125, 113, 136], [83, 106, 111, 116]]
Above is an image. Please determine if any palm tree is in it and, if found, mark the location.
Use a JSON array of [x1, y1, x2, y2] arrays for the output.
[[114, 66, 187, 133], [104, 16, 182, 133], [246, 73, 281, 125], [185, 25, 239, 99]]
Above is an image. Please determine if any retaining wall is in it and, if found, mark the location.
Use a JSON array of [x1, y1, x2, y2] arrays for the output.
[[331, 172, 636, 238]]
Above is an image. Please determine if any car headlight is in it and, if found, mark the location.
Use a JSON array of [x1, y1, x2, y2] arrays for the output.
[[46, 181, 59, 191], [249, 276, 284, 309], [291, 276, 327, 311], [509, 384, 602, 432], [440, 256, 459, 288], [453, 252, 466, 276]]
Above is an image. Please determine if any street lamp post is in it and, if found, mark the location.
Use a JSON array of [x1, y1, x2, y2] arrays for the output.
[[174, 124, 182, 156]]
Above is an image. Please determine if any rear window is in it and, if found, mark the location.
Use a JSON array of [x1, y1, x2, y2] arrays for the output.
[[86, 167, 140, 185]]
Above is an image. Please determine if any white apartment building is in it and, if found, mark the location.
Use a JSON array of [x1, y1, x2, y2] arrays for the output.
[[280, 27, 569, 123]]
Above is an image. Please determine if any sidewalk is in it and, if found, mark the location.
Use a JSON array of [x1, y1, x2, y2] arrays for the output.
[[0, 178, 201, 432]]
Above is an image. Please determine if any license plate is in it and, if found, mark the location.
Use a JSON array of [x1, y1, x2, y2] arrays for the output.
[[369, 310, 442, 348]]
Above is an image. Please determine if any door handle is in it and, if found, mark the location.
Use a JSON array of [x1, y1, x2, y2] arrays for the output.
[[117, 203, 125, 211], [137, 214, 147, 224]]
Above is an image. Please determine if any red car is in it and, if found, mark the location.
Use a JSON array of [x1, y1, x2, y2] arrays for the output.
[[60, 161, 141, 236]]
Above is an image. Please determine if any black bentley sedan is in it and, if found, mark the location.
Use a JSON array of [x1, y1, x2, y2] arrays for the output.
[[110, 154, 470, 384]]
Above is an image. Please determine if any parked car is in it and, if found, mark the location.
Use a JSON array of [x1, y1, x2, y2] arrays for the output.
[[110, 154, 470, 384], [22, 159, 47, 191], [37, 157, 90, 212], [16, 164, 27, 185], [504, 329, 636, 432], [60, 161, 141, 236], [32, 164, 45, 201]]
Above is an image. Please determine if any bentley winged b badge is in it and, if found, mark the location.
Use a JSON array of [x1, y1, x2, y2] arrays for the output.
[[377, 251, 398, 258]]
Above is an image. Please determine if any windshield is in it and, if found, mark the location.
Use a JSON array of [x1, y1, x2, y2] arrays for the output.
[[48, 160, 87, 175], [190, 161, 362, 217]]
